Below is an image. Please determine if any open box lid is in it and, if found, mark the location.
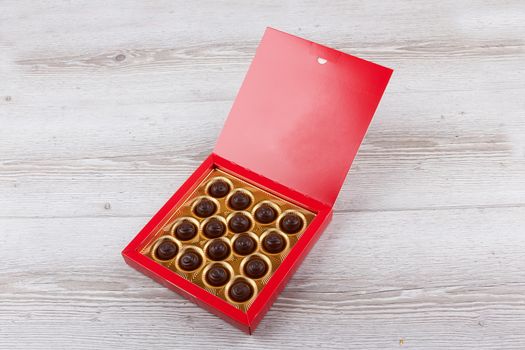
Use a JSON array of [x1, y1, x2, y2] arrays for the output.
[[214, 28, 393, 207]]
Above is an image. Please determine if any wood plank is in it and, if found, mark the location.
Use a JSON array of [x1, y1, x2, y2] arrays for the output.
[[1, 207, 524, 349], [1, 84, 524, 217], [1, 0, 524, 348], [2, 1, 524, 218]]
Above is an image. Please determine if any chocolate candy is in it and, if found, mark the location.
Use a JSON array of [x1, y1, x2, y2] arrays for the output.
[[233, 234, 257, 256], [279, 212, 304, 234], [203, 218, 226, 238], [174, 220, 197, 241], [205, 265, 230, 287], [228, 191, 252, 210], [193, 198, 217, 218], [144, 169, 316, 309], [254, 204, 277, 224], [206, 239, 231, 261], [228, 213, 252, 233], [208, 179, 230, 198], [178, 250, 203, 271], [262, 231, 286, 254], [155, 240, 178, 260], [243, 257, 268, 279], [228, 280, 254, 302]]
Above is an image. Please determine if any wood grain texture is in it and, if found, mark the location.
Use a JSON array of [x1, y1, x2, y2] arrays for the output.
[[1, 0, 524, 349]]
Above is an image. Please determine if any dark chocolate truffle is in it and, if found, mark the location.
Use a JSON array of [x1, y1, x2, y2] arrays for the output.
[[174, 220, 198, 241], [208, 179, 230, 198], [262, 231, 286, 254], [155, 240, 178, 260], [206, 239, 231, 261], [228, 213, 252, 233], [228, 280, 254, 303], [203, 218, 226, 238], [254, 204, 277, 224], [244, 257, 268, 279], [279, 212, 304, 234], [205, 265, 230, 287], [193, 198, 217, 218], [228, 191, 252, 210], [178, 250, 202, 271], [233, 234, 257, 256]]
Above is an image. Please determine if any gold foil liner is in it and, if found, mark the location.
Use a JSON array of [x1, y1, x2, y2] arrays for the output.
[[173, 246, 206, 279], [200, 215, 228, 240], [225, 188, 255, 211], [201, 261, 235, 289], [259, 229, 291, 257], [151, 235, 182, 265], [170, 216, 200, 243], [239, 253, 273, 282], [277, 209, 308, 235], [231, 232, 260, 257], [204, 176, 234, 198], [251, 200, 282, 225], [224, 276, 258, 306], [140, 169, 316, 312], [190, 196, 220, 218], [203, 236, 233, 261], [226, 210, 255, 233]]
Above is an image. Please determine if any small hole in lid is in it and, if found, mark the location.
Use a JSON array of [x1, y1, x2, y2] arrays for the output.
[[317, 57, 327, 65]]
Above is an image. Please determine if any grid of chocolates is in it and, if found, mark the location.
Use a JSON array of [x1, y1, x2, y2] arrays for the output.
[[141, 169, 316, 311]]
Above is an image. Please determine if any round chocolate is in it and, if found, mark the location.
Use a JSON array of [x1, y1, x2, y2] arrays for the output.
[[203, 218, 226, 238], [174, 220, 198, 241], [193, 198, 217, 218], [228, 191, 252, 210], [254, 204, 277, 224], [262, 232, 286, 254], [205, 265, 230, 287], [228, 280, 254, 303], [244, 257, 268, 279], [228, 213, 252, 233], [279, 213, 304, 234], [155, 240, 178, 260], [233, 234, 257, 256], [208, 179, 230, 198], [178, 250, 202, 271], [206, 239, 231, 261]]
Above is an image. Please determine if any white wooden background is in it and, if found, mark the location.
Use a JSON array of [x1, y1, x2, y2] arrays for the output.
[[1, 1, 524, 349]]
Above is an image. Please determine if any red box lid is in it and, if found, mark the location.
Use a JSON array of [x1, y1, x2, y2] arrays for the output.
[[214, 28, 392, 207]]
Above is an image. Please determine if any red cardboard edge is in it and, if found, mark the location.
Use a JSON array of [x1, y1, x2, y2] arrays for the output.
[[122, 28, 392, 333], [122, 153, 331, 333], [215, 27, 393, 207], [246, 207, 332, 331], [268, 27, 393, 74]]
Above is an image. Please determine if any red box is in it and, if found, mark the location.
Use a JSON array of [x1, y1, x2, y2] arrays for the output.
[[122, 27, 392, 333]]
